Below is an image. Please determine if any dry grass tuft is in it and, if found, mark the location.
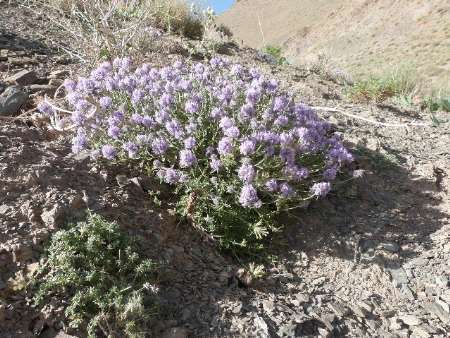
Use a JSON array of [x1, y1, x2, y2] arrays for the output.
[[20, 0, 207, 64]]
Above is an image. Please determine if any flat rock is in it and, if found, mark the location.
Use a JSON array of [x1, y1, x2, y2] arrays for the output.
[[0, 86, 28, 115], [398, 314, 421, 326], [48, 69, 69, 79], [425, 301, 450, 324], [379, 242, 400, 253], [29, 84, 57, 96], [386, 267, 408, 287], [5, 69, 37, 86]]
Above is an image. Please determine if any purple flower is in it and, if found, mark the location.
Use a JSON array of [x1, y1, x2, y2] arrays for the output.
[[163, 168, 181, 184], [185, 99, 200, 113], [63, 79, 77, 92], [159, 93, 174, 108], [211, 107, 223, 119], [323, 166, 338, 180], [219, 116, 234, 130], [265, 179, 278, 192], [151, 137, 168, 155], [165, 119, 185, 138], [311, 182, 331, 197], [142, 115, 156, 128], [218, 137, 233, 156], [184, 137, 196, 149], [237, 163, 256, 183], [266, 79, 278, 92], [123, 141, 139, 158], [239, 139, 256, 156], [273, 95, 288, 112], [101, 144, 117, 160], [107, 125, 121, 139], [131, 89, 144, 105], [284, 165, 309, 181], [239, 103, 255, 120], [71, 111, 86, 126], [131, 113, 143, 124], [37, 101, 54, 116], [280, 183, 295, 198], [210, 155, 222, 172], [274, 115, 289, 127], [280, 147, 296, 164], [224, 126, 240, 139], [239, 185, 262, 208], [179, 149, 197, 168], [99, 96, 113, 110], [71, 128, 87, 153]]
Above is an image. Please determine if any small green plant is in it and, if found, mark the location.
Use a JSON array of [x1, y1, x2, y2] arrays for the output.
[[34, 213, 159, 338], [263, 45, 287, 65], [422, 91, 450, 112], [348, 66, 417, 103]]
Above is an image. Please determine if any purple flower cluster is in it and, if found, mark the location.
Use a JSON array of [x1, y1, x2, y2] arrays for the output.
[[48, 57, 353, 214]]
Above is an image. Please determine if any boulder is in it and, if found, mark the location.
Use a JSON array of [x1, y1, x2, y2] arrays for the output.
[[0, 86, 28, 116]]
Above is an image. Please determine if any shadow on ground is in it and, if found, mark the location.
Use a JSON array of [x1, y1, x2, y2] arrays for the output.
[[1, 122, 448, 337]]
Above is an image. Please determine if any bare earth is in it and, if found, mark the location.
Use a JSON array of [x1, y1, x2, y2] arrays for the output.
[[219, 0, 450, 90], [1, 2, 450, 338]]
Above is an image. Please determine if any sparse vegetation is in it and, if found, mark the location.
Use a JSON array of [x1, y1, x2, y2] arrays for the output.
[[263, 45, 287, 65], [33, 213, 159, 338], [422, 89, 450, 112], [347, 66, 418, 103], [21, 0, 207, 63]]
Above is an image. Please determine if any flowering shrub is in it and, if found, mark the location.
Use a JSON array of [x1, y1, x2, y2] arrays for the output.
[[40, 57, 353, 251]]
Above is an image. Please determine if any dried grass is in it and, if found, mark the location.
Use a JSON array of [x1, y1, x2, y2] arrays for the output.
[[19, 0, 206, 64]]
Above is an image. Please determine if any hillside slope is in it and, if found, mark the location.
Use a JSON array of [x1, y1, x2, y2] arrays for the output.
[[219, 0, 450, 88]]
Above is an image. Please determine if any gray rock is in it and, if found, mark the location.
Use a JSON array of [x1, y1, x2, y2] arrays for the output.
[[29, 84, 57, 96], [6, 69, 37, 86], [48, 69, 69, 79], [387, 267, 408, 287], [398, 314, 421, 326], [379, 242, 400, 253], [351, 303, 371, 318], [425, 301, 450, 324], [0, 86, 29, 115], [436, 298, 449, 313], [435, 275, 449, 287], [411, 324, 435, 338], [329, 301, 350, 317], [400, 284, 416, 300], [41, 204, 66, 230]]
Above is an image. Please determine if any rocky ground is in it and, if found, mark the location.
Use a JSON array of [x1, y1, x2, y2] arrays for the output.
[[1, 2, 449, 338]]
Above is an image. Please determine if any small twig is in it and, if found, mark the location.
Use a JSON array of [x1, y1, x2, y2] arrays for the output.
[[257, 13, 266, 46], [311, 106, 431, 128]]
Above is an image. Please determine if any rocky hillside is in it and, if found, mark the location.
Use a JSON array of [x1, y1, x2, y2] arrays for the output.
[[1, 1, 450, 338], [219, 0, 450, 89]]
